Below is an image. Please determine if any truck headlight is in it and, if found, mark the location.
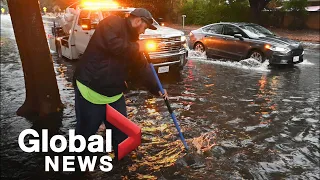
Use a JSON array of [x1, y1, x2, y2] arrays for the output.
[[146, 41, 157, 52], [181, 36, 186, 42], [265, 44, 290, 54], [183, 43, 188, 48]]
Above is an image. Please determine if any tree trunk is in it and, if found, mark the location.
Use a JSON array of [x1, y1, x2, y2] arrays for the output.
[[250, 5, 261, 23], [249, 0, 271, 24], [7, 0, 63, 117]]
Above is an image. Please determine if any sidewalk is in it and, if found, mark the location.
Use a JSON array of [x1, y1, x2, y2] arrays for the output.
[[42, 15, 57, 22], [166, 23, 320, 43], [269, 27, 320, 43]]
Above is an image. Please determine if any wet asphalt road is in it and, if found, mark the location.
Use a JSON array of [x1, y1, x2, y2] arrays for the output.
[[1, 15, 320, 179]]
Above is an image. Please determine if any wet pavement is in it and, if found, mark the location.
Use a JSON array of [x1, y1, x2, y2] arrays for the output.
[[1, 15, 320, 179]]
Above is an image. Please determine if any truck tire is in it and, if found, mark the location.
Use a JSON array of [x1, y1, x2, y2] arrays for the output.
[[170, 65, 183, 75], [178, 53, 188, 71]]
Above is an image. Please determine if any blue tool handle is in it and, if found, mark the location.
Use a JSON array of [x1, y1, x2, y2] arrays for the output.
[[148, 62, 189, 150], [149, 64, 165, 94], [170, 113, 189, 149]]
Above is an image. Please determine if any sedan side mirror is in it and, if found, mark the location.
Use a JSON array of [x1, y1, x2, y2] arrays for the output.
[[158, 18, 164, 23], [81, 18, 91, 30], [158, 18, 165, 26], [234, 34, 243, 40]]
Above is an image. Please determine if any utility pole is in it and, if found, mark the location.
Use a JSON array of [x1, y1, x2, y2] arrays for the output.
[[7, 0, 63, 117]]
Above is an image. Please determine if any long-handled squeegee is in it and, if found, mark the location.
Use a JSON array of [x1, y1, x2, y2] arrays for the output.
[[144, 52, 189, 150]]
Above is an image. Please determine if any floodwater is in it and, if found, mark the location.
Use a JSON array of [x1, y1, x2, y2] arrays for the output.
[[1, 15, 319, 179]]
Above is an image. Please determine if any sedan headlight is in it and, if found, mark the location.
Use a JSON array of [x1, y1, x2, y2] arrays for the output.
[[265, 44, 290, 54]]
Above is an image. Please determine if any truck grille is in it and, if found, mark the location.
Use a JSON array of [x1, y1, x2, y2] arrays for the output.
[[151, 55, 180, 64], [290, 48, 303, 56], [153, 36, 181, 53]]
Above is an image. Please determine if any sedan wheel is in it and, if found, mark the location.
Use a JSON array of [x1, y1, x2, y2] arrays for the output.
[[249, 50, 265, 63], [194, 42, 205, 53]]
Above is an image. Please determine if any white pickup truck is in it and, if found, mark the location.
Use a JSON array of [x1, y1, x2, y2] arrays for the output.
[[48, 3, 188, 74]]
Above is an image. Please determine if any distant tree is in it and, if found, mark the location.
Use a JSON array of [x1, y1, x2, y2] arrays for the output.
[[248, 0, 272, 23], [283, 0, 308, 29], [38, 0, 53, 12], [118, 0, 173, 21], [181, 0, 250, 25], [284, 0, 308, 11], [266, 0, 283, 9], [38, 0, 76, 13], [228, 0, 248, 5], [52, 5, 61, 14], [1, 0, 8, 13]]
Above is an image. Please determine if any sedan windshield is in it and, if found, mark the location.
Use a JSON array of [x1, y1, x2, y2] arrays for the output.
[[240, 25, 275, 38]]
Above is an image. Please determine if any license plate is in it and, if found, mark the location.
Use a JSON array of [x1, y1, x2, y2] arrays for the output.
[[158, 66, 169, 73], [293, 56, 300, 62]]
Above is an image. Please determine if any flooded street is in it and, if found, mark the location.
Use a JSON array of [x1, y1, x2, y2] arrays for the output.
[[1, 15, 319, 179]]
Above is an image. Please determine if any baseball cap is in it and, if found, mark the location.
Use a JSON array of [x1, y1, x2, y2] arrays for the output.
[[130, 8, 157, 30]]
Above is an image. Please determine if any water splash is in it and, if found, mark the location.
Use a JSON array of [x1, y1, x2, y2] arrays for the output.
[[192, 57, 270, 72], [190, 131, 217, 154], [239, 58, 264, 67], [302, 42, 320, 49], [299, 59, 315, 65], [124, 120, 218, 177], [188, 50, 207, 59]]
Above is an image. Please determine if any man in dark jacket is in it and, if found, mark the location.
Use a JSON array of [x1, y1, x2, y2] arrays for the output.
[[73, 8, 167, 160]]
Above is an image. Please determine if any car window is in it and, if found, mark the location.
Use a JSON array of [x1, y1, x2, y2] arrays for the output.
[[202, 25, 212, 32], [240, 28, 262, 38], [241, 25, 274, 37], [223, 25, 243, 36], [89, 11, 100, 29], [240, 25, 265, 38], [90, 11, 100, 24], [208, 24, 223, 34], [78, 10, 90, 25]]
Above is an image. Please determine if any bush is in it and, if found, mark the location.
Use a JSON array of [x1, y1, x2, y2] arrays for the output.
[[180, 0, 250, 25], [261, 10, 285, 28], [283, 0, 308, 29]]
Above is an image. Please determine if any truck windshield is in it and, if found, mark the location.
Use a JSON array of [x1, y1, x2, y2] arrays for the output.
[[101, 10, 159, 26]]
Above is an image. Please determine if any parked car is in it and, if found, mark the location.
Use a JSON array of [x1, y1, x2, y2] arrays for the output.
[[189, 22, 304, 65]]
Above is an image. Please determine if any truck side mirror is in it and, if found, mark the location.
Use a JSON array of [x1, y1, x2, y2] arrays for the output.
[[81, 18, 91, 30]]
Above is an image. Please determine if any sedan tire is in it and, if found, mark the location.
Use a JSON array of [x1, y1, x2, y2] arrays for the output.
[[248, 50, 265, 63], [194, 42, 206, 54]]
